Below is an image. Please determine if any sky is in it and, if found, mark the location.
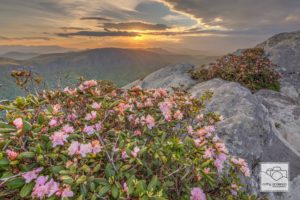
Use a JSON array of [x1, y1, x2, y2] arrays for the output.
[[0, 0, 299, 54]]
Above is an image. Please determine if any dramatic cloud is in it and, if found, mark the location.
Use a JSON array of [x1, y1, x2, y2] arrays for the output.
[[80, 17, 111, 21], [57, 31, 139, 37], [102, 22, 171, 31], [160, 0, 300, 34]]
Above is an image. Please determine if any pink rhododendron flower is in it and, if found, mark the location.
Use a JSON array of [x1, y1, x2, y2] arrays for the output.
[[64, 87, 77, 95], [49, 118, 59, 127], [83, 125, 95, 135], [92, 102, 101, 110], [85, 111, 97, 121], [50, 131, 68, 147], [79, 143, 92, 157], [195, 128, 206, 137], [79, 80, 97, 91], [159, 101, 173, 121], [174, 110, 183, 120], [95, 122, 103, 131], [52, 104, 61, 115], [203, 168, 210, 174], [123, 182, 128, 193], [61, 186, 74, 198], [116, 102, 130, 114], [145, 114, 155, 129], [134, 130, 142, 136], [214, 158, 224, 170], [45, 179, 59, 197], [217, 153, 227, 161], [240, 165, 251, 177], [158, 88, 168, 97], [204, 148, 215, 159], [6, 149, 19, 160], [35, 176, 48, 186], [144, 98, 153, 107], [13, 118, 23, 130], [194, 138, 202, 147], [67, 113, 77, 121], [66, 161, 73, 168], [215, 142, 228, 153], [62, 124, 74, 134], [131, 85, 142, 92], [190, 187, 206, 200], [22, 167, 43, 183], [121, 150, 128, 159], [204, 126, 215, 133], [196, 114, 204, 121], [231, 183, 238, 196], [131, 146, 140, 158], [91, 140, 101, 154], [187, 125, 194, 134], [84, 80, 97, 88], [68, 141, 81, 156]]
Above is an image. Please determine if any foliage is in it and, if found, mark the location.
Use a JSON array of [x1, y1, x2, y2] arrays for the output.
[[0, 80, 256, 199], [11, 69, 42, 93], [191, 48, 280, 92]]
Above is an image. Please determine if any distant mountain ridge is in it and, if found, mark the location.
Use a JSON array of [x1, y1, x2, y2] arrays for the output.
[[0, 51, 40, 60], [0, 47, 217, 99]]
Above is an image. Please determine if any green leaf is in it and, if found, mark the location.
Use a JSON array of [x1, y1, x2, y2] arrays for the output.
[[23, 120, 32, 133], [98, 185, 111, 196], [6, 177, 25, 189], [120, 164, 131, 171], [0, 122, 15, 129], [111, 185, 119, 199], [76, 175, 87, 184], [0, 158, 9, 166], [105, 164, 115, 178], [0, 128, 16, 133], [20, 182, 35, 197], [136, 180, 146, 196], [61, 175, 74, 184], [147, 175, 158, 191], [18, 152, 35, 159]]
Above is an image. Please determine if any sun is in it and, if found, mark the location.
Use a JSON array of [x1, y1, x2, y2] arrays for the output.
[[133, 35, 145, 41]]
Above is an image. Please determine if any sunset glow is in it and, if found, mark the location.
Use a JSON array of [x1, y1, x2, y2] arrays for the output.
[[0, 0, 299, 54]]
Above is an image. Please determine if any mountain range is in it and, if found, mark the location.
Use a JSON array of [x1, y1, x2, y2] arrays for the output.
[[0, 47, 217, 100]]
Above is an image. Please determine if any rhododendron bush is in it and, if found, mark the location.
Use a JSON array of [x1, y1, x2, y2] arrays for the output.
[[191, 48, 280, 92], [0, 80, 255, 199]]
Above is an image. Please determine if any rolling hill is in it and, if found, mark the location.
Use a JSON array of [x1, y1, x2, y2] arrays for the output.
[[0, 48, 217, 100]]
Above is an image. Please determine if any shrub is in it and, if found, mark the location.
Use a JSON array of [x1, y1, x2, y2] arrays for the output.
[[0, 80, 255, 199], [191, 48, 280, 92]]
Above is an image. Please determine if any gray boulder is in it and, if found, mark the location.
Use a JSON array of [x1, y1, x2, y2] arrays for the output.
[[123, 63, 196, 90], [257, 30, 300, 74], [258, 30, 300, 101]]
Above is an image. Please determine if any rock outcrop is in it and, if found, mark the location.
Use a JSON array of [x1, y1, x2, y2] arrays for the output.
[[258, 30, 300, 100], [125, 30, 300, 199]]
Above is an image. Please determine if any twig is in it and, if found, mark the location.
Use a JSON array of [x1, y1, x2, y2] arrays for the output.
[[95, 132, 117, 172], [0, 173, 25, 187]]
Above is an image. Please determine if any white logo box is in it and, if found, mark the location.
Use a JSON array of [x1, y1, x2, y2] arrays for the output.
[[260, 162, 289, 192]]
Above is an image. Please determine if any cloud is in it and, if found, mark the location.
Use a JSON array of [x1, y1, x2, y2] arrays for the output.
[[80, 17, 111, 21], [102, 22, 171, 31], [60, 27, 91, 31], [57, 31, 139, 37], [159, 0, 300, 34], [0, 36, 51, 41]]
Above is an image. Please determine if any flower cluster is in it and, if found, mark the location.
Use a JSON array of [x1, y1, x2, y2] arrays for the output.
[[0, 80, 255, 199], [191, 48, 280, 92]]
